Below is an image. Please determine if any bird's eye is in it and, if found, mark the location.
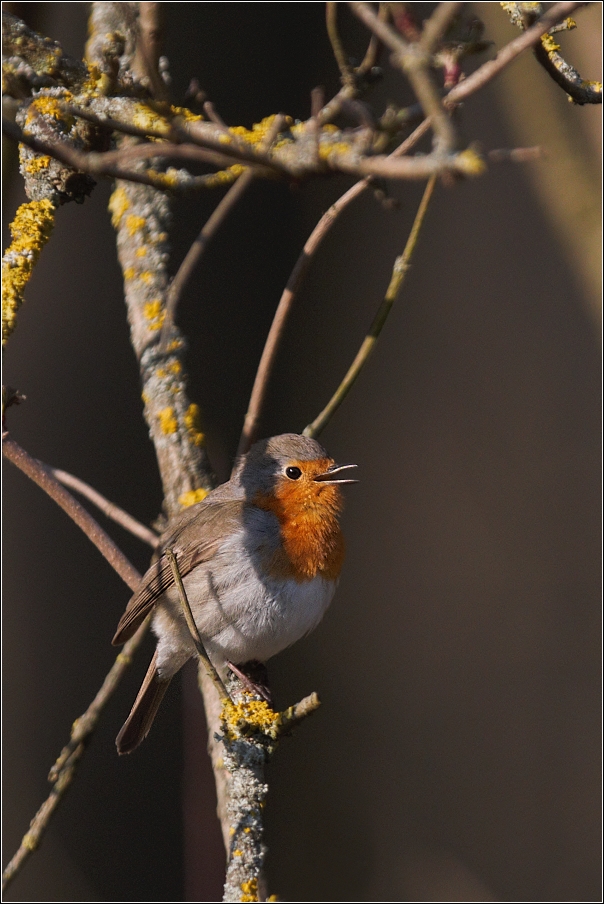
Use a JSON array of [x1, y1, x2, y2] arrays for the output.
[[285, 466, 302, 480]]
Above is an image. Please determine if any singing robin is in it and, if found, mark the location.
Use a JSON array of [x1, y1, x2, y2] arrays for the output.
[[113, 433, 357, 754]]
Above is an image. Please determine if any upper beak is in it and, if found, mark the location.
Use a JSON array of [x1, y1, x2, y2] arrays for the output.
[[314, 463, 358, 484]]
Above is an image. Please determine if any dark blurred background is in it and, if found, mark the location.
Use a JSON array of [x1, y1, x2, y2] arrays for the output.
[[3, 3, 601, 901]]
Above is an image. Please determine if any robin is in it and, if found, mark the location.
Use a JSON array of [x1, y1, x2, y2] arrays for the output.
[[113, 433, 357, 754]]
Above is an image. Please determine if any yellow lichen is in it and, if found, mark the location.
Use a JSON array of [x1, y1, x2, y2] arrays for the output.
[[145, 169, 180, 189], [125, 214, 147, 236], [222, 698, 282, 740], [240, 878, 259, 902], [179, 488, 209, 508], [26, 95, 74, 129], [184, 403, 205, 447], [108, 186, 130, 228], [170, 105, 204, 123], [123, 266, 136, 281], [2, 199, 56, 345], [168, 360, 182, 374], [143, 300, 165, 330], [541, 33, 561, 54], [455, 148, 486, 176], [135, 247, 148, 258], [132, 102, 171, 136], [229, 114, 291, 146], [158, 407, 178, 434], [204, 165, 246, 188], [139, 271, 153, 285], [318, 140, 354, 161], [21, 154, 52, 175]]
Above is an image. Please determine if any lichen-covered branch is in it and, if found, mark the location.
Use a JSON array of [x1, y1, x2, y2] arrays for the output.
[[2, 199, 55, 345], [500, 1, 602, 104], [219, 679, 321, 903]]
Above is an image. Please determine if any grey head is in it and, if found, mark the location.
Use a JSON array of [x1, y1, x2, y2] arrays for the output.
[[233, 433, 357, 499]]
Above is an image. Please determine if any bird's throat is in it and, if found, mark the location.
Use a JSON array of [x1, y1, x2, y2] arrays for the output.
[[254, 480, 345, 582]]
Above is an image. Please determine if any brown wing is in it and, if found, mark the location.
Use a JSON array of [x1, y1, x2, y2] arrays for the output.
[[112, 497, 245, 645]]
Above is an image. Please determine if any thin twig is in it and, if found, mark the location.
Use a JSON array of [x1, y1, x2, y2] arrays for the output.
[[134, 2, 167, 100], [2, 615, 150, 893], [303, 175, 437, 439], [350, 1, 457, 152], [49, 467, 159, 547], [357, 2, 388, 76], [2, 440, 150, 892], [418, 1, 464, 55], [160, 170, 254, 344], [164, 548, 231, 702], [488, 146, 545, 163], [235, 116, 435, 458], [3, 436, 141, 590], [326, 2, 356, 89], [235, 177, 368, 458], [160, 114, 287, 346]]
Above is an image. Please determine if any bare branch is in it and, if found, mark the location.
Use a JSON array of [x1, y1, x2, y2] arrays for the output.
[[350, 1, 457, 152], [327, 2, 357, 89], [2, 616, 150, 893], [50, 467, 159, 548], [133, 2, 168, 100], [3, 436, 141, 591], [304, 174, 437, 439], [160, 114, 287, 346], [236, 175, 367, 457]]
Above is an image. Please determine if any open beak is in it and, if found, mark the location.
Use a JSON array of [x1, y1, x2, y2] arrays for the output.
[[314, 463, 358, 485]]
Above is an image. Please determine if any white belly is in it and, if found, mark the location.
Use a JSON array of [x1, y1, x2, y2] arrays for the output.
[[152, 528, 337, 679]]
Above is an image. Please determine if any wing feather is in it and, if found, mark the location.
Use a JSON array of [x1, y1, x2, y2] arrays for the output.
[[112, 497, 245, 645]]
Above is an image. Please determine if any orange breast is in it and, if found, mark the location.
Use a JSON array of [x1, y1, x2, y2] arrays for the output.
[[254, 458, 346, 583]]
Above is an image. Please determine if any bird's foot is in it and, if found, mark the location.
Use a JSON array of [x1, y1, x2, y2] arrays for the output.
[[226, 659, 273, 707]]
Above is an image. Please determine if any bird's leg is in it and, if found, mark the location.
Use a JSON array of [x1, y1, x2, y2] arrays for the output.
[[226, 660, 273, 707]]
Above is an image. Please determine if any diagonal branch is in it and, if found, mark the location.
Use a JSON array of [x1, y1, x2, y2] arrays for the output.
[[2, 616, 150, 893], [3, 436, 141, 590], [49, 467, 159, 548], [304, 174, 437, 438]]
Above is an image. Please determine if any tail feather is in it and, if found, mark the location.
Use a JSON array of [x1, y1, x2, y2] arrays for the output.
[[116, 651, 171, 755]]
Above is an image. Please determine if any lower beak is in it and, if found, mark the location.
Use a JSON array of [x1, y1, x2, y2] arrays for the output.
[[314, 463, 358, 484]]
